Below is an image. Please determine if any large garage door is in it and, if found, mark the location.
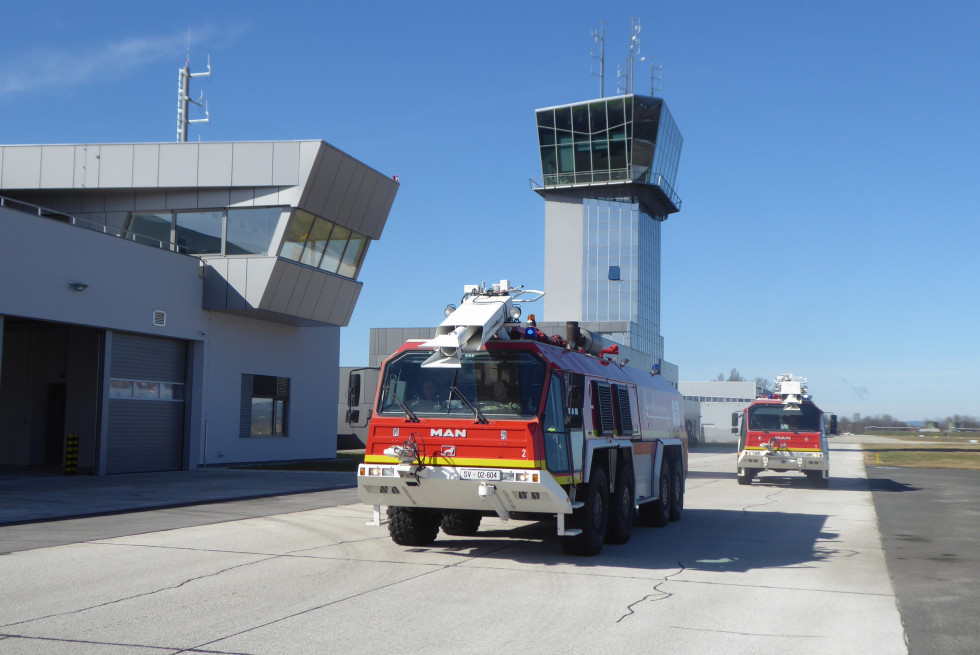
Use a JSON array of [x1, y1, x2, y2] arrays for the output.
[[106, 332, 186, 474]]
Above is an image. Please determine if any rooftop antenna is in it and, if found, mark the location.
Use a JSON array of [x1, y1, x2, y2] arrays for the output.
[[590, 20, 605, 98], [641, 56, 664, 96], [176, 38, 211, 142], [627, 17, 641, 94]]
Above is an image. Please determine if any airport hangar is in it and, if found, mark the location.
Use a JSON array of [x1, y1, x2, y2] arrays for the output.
[[0, 140, 397, 475]]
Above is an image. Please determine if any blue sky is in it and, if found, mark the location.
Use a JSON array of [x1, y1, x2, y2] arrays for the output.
[[2, 1, 977, 420]]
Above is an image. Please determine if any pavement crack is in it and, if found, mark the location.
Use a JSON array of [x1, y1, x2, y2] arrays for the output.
[[742, 489, 782, 513], [616, 561, 686, 623], [0, 554, 279, 630]]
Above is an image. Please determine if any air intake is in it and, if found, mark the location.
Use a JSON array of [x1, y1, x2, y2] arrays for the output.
[[152, 310, 167, 327]]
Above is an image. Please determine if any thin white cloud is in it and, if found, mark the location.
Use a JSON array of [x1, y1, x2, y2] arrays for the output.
[[0, 28, 221, 95]]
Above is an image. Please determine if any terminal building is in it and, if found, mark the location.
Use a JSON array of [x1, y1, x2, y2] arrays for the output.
[[0, 140, 397, 475]]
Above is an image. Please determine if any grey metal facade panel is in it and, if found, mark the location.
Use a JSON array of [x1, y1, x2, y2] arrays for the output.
[[134, 191, 167, 211], [322, 277, 358, 326], [104, 192, 136, 212], [198, 143, 234, 187], [40, 146, 75, 187], [225, 259, 249, 310], [304, 146, 343, 217], [266, 261, 301, 314], [298, 141, 320, 189], [203, 259, 230, 310], [2, 147, 42, 188], [74, 145, 100, 189], [297, 272, 326, 318], [81, 192, 106, 213], [132, 145, 160, 187], [320, 157, 355, 222], [337, 164, 368, 231], [272, 142, 301, 186], [197, 188, 232, 209], [284, 266, 313, 317], [166, 190, 198, 209], [347, 172, 379, 235], [158, 144, 199, 187], [106, 400, 184, 474], [246, 258, 278, 307], [231, 142, 275, 187], [99, 145, 135, 187]]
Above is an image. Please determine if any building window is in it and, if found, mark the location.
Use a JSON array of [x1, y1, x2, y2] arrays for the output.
[[240, 374, 289, 437], [125, 207, 284, 255], [278, 210, 370, 280], [608, 265, 620, 281]]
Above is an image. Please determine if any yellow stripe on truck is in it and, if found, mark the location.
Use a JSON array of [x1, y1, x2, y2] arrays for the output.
[[364, 454, 545, 468]]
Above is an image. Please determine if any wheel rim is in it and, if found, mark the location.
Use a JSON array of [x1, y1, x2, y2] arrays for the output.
[[621, 487, 632, 521]]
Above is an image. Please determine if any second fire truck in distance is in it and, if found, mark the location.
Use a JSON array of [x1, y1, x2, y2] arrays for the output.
[[349, 280, 688, 556], [733, 374, 837, 487]]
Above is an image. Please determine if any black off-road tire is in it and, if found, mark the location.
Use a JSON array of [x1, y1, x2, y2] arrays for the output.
[[387, 507, 440, 546], [638, 459, 671, 527], [606, 461, 635, 545], [669, 457, 684, 522], [561, 465, 609, 556], [440, 510, 482, 536], [737, 467, 756, 485]]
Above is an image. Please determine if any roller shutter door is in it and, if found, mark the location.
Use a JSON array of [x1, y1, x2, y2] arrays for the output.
[[106, 332, 186, 474]]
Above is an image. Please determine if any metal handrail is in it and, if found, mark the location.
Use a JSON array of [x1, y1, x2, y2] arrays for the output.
[[0, 194, 187, 254]]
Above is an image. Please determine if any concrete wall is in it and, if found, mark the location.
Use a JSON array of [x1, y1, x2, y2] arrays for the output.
[[201, 313, 340, 465], [543, 196, 583, 322]]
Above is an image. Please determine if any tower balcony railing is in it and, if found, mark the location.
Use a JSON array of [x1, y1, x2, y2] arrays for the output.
[[1, 195, 188, 254], [530, 170, 681, 210]]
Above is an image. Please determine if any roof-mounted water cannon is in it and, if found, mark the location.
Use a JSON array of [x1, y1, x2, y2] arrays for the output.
[[421, 280, 544, 368], [773, 374, 809, 411]]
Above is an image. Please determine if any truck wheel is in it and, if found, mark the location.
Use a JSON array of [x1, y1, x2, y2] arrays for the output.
[[561, 465, 608, 556], [606, 461, 635, 544], [440, 510, 482, 536], [737, 468, 755, 485], [669, 457, 684, 522], [806, 471, 829, 489], [638, 459, 671, 527], [387, 507, 440, 546]]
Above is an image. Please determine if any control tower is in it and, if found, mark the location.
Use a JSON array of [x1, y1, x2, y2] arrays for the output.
[[533, 93, 682, 371]]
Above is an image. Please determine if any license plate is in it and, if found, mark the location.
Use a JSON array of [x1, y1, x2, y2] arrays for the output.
[[459, 469, 501, 481]]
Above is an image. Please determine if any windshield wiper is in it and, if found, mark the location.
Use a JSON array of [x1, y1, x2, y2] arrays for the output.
[[382, 385, 419, 423], [450, 385, 489, 424]]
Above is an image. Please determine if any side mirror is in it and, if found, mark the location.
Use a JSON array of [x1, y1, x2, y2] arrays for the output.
[[347, 373, 362, 408], [731, 412, 739, 428], [346, 409, 360, 425], [829, 415, 838, 435]]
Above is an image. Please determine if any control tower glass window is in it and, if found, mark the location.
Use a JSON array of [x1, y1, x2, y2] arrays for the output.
[[536, 95, 682, 202]]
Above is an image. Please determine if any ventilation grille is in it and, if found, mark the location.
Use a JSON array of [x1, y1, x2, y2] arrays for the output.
[[152, 310, 167, 327], [593, 382, 616, 436], [613, 385, 634, 436]]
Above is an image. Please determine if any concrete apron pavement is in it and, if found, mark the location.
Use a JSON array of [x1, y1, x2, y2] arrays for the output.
[[0, 468, 356, 525], [676, 443, 906, 652]]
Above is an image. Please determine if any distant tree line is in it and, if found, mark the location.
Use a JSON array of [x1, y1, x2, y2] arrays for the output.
[[838, 414, 980, 432]]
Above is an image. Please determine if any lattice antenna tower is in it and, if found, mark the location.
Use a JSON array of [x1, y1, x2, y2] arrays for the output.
[[176, 39, 212, 142], [590, 20, 606, 98]]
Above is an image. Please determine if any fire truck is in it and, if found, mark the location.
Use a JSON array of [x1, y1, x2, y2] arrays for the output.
[[732, 374, 837, 488], [348, 280, 688, 556]]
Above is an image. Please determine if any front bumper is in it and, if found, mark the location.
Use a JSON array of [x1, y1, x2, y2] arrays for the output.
[[357, 463, 574, 516], [737, 449, 829, 473]]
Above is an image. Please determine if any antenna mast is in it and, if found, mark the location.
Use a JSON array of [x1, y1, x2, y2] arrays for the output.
[[590, 20, 605, 98], [627, 17, 641, 94], [176, 47, 211, 142]]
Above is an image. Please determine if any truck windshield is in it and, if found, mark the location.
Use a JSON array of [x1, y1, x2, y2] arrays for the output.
[[378, 350, 547, 419], [748, 403, 821, 432]]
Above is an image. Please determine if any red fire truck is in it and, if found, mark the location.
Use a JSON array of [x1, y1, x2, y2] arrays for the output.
[[733, 374, 836, 488], [349, 280, 688, 556]]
